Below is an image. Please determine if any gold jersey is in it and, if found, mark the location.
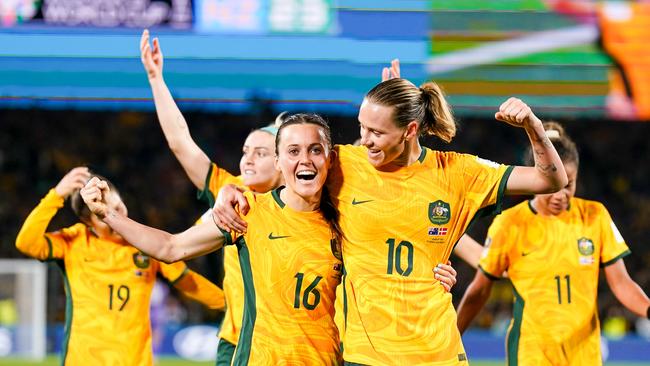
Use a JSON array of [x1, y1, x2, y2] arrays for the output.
[[222, 189, 343, 365], [197, 162, 244, 345], [328, 144, 513, 365], [479, 198, 630, 366], [15, 189, 224, 366]]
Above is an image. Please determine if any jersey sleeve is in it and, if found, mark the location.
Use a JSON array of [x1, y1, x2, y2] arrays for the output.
[[167, 265, 226, 310], [158, 260, 190, 284], [460, 154, 514, 217], [478, 214, 512, 280], [196, 162, 241, 207], [219, 191, 258, 246], [597, 203, 631, 267], [15, 189, 71, 260]]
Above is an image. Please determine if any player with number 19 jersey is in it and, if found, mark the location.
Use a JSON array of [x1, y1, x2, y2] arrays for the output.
[[16, 189, 224, 366], [328, 144, 513, 365]]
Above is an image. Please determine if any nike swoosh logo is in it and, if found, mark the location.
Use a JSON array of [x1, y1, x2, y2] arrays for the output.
[[521, 251, 533, 257], [352, 198, 374, 205], [268, 233, 291, 240]]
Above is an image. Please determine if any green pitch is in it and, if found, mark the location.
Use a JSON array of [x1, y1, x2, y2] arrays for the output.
[[0, 356, 648, 366]]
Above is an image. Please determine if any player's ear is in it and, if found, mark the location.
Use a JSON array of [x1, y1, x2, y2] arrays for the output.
[[328, 148, 337, 166], [274, 155, 281, 172]]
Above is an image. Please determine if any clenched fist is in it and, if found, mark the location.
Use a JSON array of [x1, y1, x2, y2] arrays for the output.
[[80, 177, 111, 218], [495, 97, 541, 129]]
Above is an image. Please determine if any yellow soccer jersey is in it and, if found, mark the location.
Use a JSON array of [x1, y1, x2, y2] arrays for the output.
[[15, 189, 222, 366], [221, 189, 343, 365], [480, 198, 630, 366], [327, 145, 513, 366], [197, 162, 245, 345]]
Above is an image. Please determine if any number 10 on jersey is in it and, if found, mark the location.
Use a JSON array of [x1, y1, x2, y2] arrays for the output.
[[386, 238, 413, 276]]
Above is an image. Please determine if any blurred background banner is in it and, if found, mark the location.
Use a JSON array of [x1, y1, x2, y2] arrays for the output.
[[5, 0, 650, 119], [4, 0, 648, 120], [2, 0, 650, 364]]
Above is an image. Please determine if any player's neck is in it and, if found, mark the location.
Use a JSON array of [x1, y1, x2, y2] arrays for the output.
[[383, 140, 423, 170], [280, 187, 320, 212], [530, 197, 555, 216]]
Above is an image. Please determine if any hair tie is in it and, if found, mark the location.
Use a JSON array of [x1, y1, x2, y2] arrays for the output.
[[545, 130, 560, 139], [259, 126, 279, 136]]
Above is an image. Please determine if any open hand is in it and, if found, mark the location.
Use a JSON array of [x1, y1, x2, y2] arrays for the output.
[[434, 261, 457, 292], [140, 29, 164, 81], [55, 167, 91, 198], [381, 59, 401, 81], [212, 184, 250, 233]]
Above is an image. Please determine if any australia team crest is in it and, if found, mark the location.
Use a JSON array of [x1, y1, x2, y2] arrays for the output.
[[577, 237, 595, 265], [133, 252, 151, 269], [428, 200, 451, 225]]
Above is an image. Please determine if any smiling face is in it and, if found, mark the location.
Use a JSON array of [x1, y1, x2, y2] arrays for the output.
[[239, 130, 282, 192], [535, 162, 578, 215], [275, 123, 331, 202], [358, 99, 410, 168]]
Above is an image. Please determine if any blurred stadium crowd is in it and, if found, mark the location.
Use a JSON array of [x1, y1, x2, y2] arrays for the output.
[[1, 106, 648, 337]]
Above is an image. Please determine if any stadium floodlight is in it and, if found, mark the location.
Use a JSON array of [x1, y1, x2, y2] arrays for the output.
[[0, 259, 47, 360]]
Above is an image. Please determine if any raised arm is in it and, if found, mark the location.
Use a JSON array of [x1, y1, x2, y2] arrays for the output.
[[141, 29, 211, 189], [81, 177, 224, 263], [604, 259, 650, 319], [16, 167, 90, 259], [495, 98, 568, 195], [456, 270, 495, 334]]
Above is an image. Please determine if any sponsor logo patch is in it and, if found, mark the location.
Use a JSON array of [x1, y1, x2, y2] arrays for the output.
[[428, 227, 448, 236]]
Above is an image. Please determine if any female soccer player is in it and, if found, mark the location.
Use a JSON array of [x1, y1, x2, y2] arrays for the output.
[[139, 31, 459, 365], [140, 29, 283, 365], [82, 115, 348, 364], [15, 167, 225, 366], [456, 122, 650, 366], [214, 83, 568, 364]]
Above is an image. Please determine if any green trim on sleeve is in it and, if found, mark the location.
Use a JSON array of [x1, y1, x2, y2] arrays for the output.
[[219, 227, 233, 246], [462, 165, 515, 236], [600, 249, 631, 268], [55, 260, 72, 366], [494, 165, 515, 215], [170, 266, 190, 286], [196, 163, 216, 207], [232, 237, 256, 366], [478, 265, 502, 281], [506, 284, 525, 366], [44, 236, 54, 262]]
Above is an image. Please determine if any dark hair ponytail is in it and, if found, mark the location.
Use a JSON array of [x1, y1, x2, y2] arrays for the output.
[[419, 82, 456, 142], [365, 78, 456, 142]]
